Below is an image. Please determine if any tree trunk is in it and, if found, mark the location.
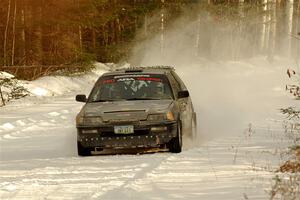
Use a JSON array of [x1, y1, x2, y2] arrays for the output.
[[195, 14, 200, 57], [4, 0, 12, 66], [110, 20, 116, 45], [144, 15, 148, 37], [11, 0, 17, 66], [92, 29, 96, 50], [77, 0, 83, 55], [116, 17, 121, 42], [0, 86, 5, 106], [103, 25, 108, 47], [79, 25, 83, 53], [297, 1, 300, 68], [160, 8, 165, 56], [35, 3, 43, 65], [20, 3, 26, 65]]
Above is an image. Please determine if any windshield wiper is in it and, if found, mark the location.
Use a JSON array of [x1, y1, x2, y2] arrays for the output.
[[91, 99, 117, 102], [92, 97, 165, 102], [125, 97, 161, 101]]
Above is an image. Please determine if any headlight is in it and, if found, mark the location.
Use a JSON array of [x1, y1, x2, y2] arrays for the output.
[[147, 111, 175, 121], [166, 111, 175, 121], [147, 114, 165, 121], [76, 116, 84, 125], [84, 117, 103, 125], [76, 116, 103, 126]]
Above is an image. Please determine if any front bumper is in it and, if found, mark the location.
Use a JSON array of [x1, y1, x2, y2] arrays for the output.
[[77, 121, 177, 149]]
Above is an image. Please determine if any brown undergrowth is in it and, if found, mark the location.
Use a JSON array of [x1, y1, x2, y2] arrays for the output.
[[278, 149, 300, 173], [270, 107, 300, 200]]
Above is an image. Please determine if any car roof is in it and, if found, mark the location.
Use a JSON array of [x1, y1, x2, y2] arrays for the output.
[[102, 66, 175, 77]]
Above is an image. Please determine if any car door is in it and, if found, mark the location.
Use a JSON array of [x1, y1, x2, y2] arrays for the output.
[[166, 72, 189, 135], [170, 71, 194, 135]]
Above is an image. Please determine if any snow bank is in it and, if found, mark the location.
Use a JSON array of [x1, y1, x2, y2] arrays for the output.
[[24, 63, 109, 96], [0, 72, 15, 79], [0, 72, 29, 106], [0, 63, 110, 106]]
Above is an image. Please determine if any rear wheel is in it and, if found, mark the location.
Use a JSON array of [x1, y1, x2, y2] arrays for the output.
[[77, 142, 92, 156], [169, 121, 182, 153]]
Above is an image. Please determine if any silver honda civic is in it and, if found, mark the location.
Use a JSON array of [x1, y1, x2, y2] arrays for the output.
[[75, 66, 197, 156]]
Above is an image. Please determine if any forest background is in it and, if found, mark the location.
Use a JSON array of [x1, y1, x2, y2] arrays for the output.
[[0, 0, 299, 79]]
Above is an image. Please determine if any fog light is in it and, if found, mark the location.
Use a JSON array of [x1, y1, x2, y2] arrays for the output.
[[151, 126, 167, 132], [82, 129, 98, 134]]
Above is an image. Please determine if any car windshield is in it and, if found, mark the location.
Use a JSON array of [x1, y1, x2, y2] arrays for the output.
[[89, 74, 173, 102]]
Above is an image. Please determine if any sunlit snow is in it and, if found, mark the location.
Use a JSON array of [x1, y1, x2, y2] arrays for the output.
[[31, 87, 49, 96]]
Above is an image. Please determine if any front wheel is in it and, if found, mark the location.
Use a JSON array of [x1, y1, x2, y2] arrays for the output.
[[77, 142, 92, 156], [169, 121, 182, 153]]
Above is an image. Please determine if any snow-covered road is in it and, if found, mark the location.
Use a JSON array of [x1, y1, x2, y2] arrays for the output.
[[0, 59, 299, 199], [0, 94, 79, 161], [0, 97, 291, 200]]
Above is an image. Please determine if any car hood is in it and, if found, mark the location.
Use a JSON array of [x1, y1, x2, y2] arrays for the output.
[[82, 99, 173, 122]]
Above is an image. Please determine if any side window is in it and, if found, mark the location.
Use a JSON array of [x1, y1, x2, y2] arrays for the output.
[[168, 74, 181, 98], [171, 71, 187, 90]]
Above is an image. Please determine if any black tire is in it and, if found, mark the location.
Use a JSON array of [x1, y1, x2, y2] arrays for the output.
[[77, 142, 92, 156], [169, 121, 182, 153], [192, 112, 197, 140]]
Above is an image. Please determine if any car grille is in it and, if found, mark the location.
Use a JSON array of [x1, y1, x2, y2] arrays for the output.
[[100, 129, 149, 137]]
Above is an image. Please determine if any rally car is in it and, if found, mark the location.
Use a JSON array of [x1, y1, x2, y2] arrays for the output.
[[75, 66, 197, 156]]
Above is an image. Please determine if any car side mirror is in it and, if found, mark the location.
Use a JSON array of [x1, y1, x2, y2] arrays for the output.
[[76, 94, 87, 102], [178, 90, 189, 98]]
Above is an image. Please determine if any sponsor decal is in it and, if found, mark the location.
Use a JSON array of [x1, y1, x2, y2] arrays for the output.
[[103, 79, 115, 84], [114, 74, 150, 79], [104, 75, 162, 83], [137, 77, 162, 82], [117, 78, 135, 82]]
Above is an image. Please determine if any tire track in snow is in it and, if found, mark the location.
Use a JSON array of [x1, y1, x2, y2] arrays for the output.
[[0, 155, 170, 200], [0, 95, 83, 161], [91, 154, 173, 199], [95, 121, 293, 200], [0, 102, 295, 200], [0, 95, 80, 142]]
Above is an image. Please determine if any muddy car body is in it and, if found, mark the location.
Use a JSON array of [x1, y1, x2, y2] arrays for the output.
[[75, 66, 196, 156]]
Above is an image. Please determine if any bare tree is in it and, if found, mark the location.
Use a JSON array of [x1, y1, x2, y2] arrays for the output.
[[77, 0, 83, 56], [11, 0, 17, 66], [0, 86, 5, 106], [4, 0, 12, 66], [20, 1, 26, 65], [35, 2, 43, 64]]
